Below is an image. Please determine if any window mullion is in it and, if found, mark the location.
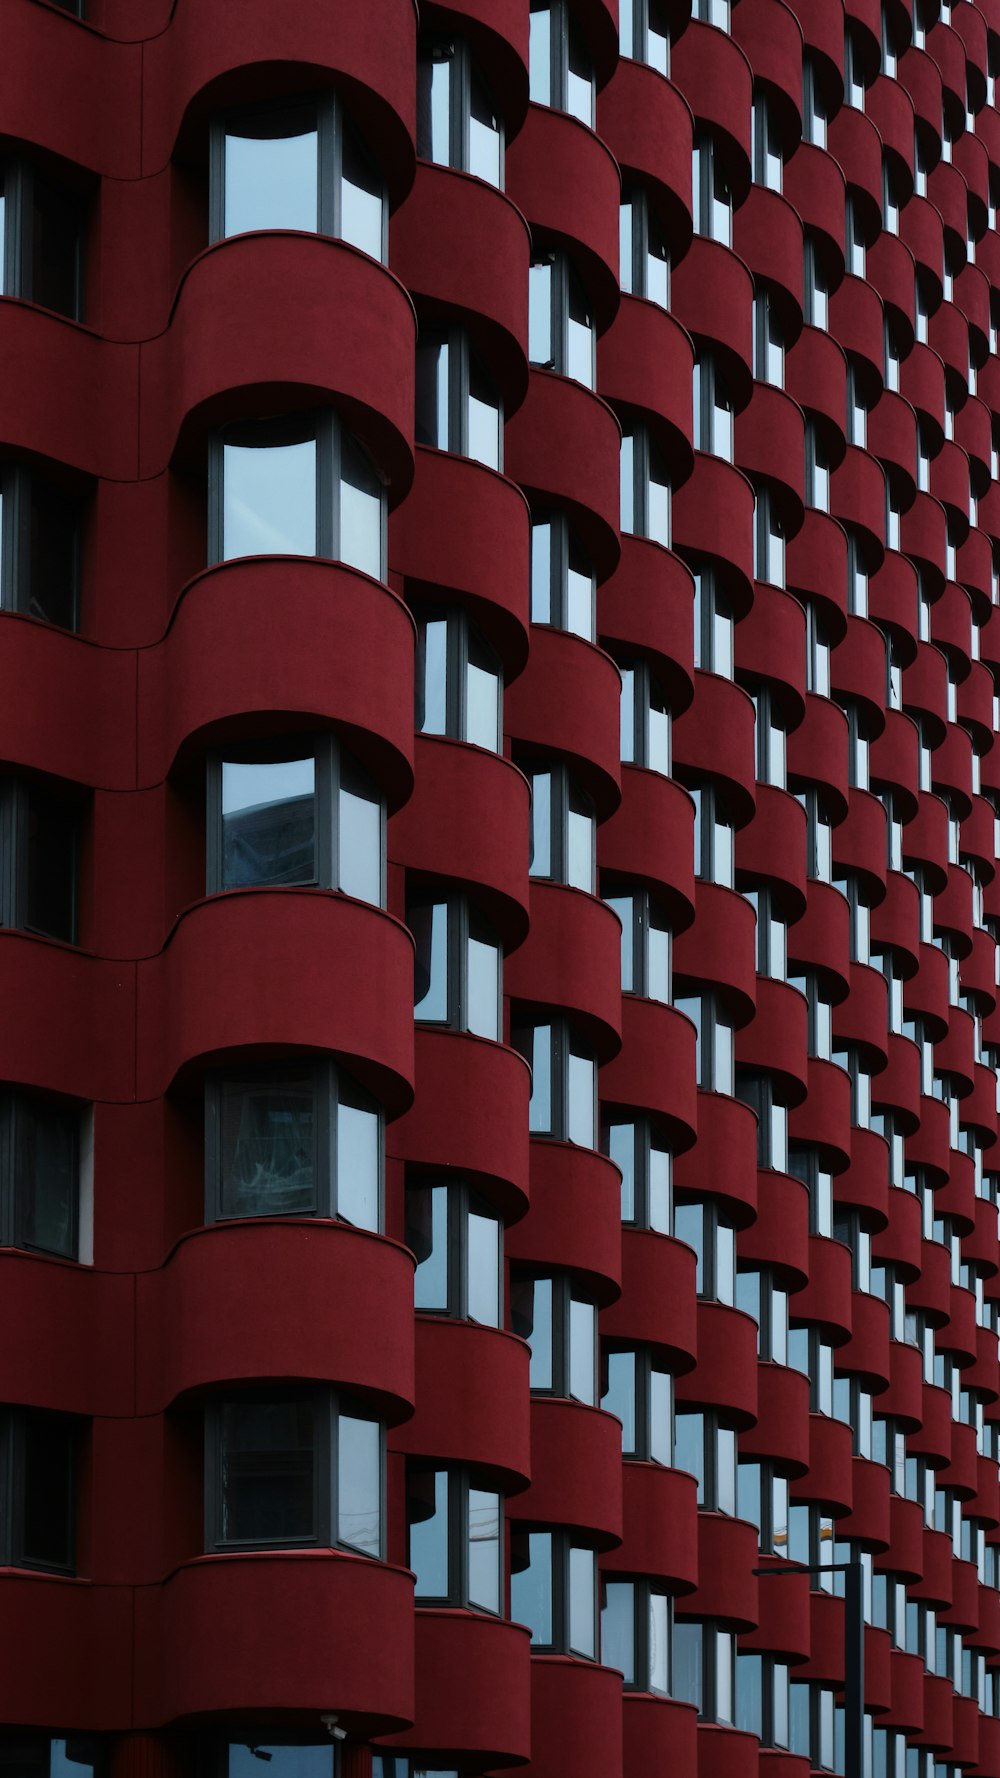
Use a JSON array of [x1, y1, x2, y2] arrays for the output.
[[321, 410, 336, 561], [317, 735, 336, 887], [322, 1060, 335, 1217], [319, 94, 339, 237]]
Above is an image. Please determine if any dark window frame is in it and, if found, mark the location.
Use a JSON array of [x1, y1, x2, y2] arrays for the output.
[[0, 465, 82, 631], [0, 777, 79, 944], [601, 1575, 673, 1694], [617, 653, 672, 773], [510, 1267, 599, 1403], [203, 1057, 383, 1230], [619, 182, 670, 307], [528, 248, 596, 386], [528, 0, 596, 124], [512, 1016, 597, 1145], [525, 757, 596, 889], [416, 34, 505, 184], [601, 879, 672, 1002], [1, 159, 86, 321], [404, 1460, 504, 1614], [692, 351, 735, 462], [602, 1112, 673, 1232], [204, 1385, 384, 1557], [0, 1407, 77, 1574], [414, 602, 503, 748], [601, 1341, 674, 1463], [414, 323, 504, 469], [509, 1523, 599, 1657], [735, 1650, 792, 1747], [0, 1090, 80, 1259], [405, 1174, 504, 1324], [529, 508, 597, 639], [620, 423, 672, 545], [674, 1405, 739, 1512], [408, 886, 503, 1041]]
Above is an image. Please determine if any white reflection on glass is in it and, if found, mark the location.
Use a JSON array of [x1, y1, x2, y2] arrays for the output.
[[338, 1413, 381, 1555], [224, 436, 317, 559], [224, 121, 318, 237]]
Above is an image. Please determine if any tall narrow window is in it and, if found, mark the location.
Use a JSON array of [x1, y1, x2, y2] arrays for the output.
[[415, 607, 502, 749], [211, 412, 385, 578], [0, 779, 79, 944], [1, 162, 86, 320], [529, 2, 596, 125], [417, 38, 504, 187], [409, 891, 503, 1042], [415, 328, 503, 471]]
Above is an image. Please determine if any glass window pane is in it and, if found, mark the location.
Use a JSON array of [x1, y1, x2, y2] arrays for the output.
[[219, 1397, 314, 1543], [227, 1749, 334, 1778], [338, 1413, 381, 1555], [529, 261, 553, 365], [469, 66, 502, 186], [468, 359, 501, 470], [607, 895, 634, 991], [18, 1104, 77, 1257], [531, 520, 552, 623], [219, 1074, 314, 1217], [650, 1365, 673, 1463], [415, 338, 449, 449], [603, 1349, 637, 1451], [417, 53, 450, 162], [674, 1410, 705, 1499], [338, 771, 382, 906], [409, 1181, 448, 1310], [526, 1275, 554, 1387], [649, 1590, 669, 1693], [409, 1468, 449, 1595], [529, 8, 551, 105], [467, 1206, 501, 1326], [569, 1297, 597, 1404], [569, 1544, 596, 1655], [620, 434, 635, 533], [467, 931, 501, 1040], [26, 480, 79, 630], [224, 112, 318, 237], [737, 1654, 763, 1735], [567, 1045, 596, 1147], [566, 26, 595, 125], [336, 1096, 380, 1230], [716, 1629, 734, 1723], [528, 1024, 552, 1133], [619, 665, 635, 762], [716, 1423, 737, 1513], [567, 283, 594, 388], [566, 536, 595, 639], [468, 1487, 501, 1611], [419, 617, 449, 735], [338, 433, 383, 578], [511, 1529, 552, 1641], [672, 1621, 702, 1708], [567, 803, 594, 891], [25, 790, 76, 941], [465, 654, 500, 751], [648, 1141, 671, 1233], [648, 919, 671, 1002], [222, 757, 316, 890], [413, 900, 449, 1020], [602, 1580, 635, 1681], [223, 434, 317, 559], [20, 1414, 74, 1568], [340, 123, 384, 258], [648, 466, 671, 546], [609, 1120, 636, 1220]]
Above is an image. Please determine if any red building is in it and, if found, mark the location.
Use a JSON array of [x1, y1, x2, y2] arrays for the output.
[[2, 1, 1000, 1776]]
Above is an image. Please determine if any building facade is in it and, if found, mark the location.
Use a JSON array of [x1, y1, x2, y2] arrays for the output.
[[3, 0, 1000, 1776]]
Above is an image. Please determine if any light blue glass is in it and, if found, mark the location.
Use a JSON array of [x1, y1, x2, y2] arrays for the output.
[[569, 1544, 596, 1655], [468, 1487, 501, 1611], [410, 1468, 449, 1594], [223, 436, 317, 559], [224, 122, 318, 237], [337, 1097, 380, 1230], [510, 1529, 552, 1641], [602, 1580, 635, 1680], [338, 1413, 381, 1555]]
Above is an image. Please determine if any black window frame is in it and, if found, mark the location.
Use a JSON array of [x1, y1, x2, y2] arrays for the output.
[[674, 1194, 737, 1301], [0, 777, 80, 944], [735, 1068, 789, 1170], [751, 89, 783, 191], [525, 757, 596, 890], [0, 464, 83, 632], [0, 1089, 80, 1260], [207, 408, 387, 576], [736, 1454, 790, 1556], [205, 733, 386, 904], [405, 1460, 504, 1614], [736, 1652, 792, 1747], [208, 92, 387, 261], [752, 485, 785, 587], [692, 351, 735, 463], [203, 1057, 383, 1230], [414, 323, 504, 470], [674, 1405, 739, 1512], [691, 132, 733, 246], [672, 1618, 738, 1723], [735, 1264, 790, 1364], [691, 560, 735, 675], [0, 1407, 77, 1574], [744, 882, 788, 982], [687, 780, 735, 888], [619, 0, 670, 74], [204, 1385, 384, 1557], [673, 988, 735, 1094], [752, 287, 785, 388], [803, 232, 829, 329], [405, 1174, 504, 1325]]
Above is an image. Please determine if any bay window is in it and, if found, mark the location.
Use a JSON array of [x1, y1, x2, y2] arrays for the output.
[[529, 1, 595, 126], [620, 0, 670, 73], [692, 563, 735, 675], [415, 326, 503, 471], [211, 410, 385, 576], [530, 511, 596, 639], [736, 1654, 791, 1746], [416, 37, 503, 187], [207, 738, 384, 905], [674, 992, 735, 1094], [514, 1019, 597, 1144], [204, 1060, 382, 1228], [675, 1408, 738, 1512], [619, 186, 670, 307], [603, 883, 672, 1001], [735, 1071, 788, 1170], [603, 1116, 672, 1231], [619, 657, 672, 773], [528, 761, 596, 890], [788, 971, 833, 1060], [406, 1178, 503, 1325], [529, 251, 595, 388], [692, 353, 734, 462], [692, 133, 732, 245], [205, 1388, 383, 1557], [0, 467, 82, 631], [672, 1621, 738, 1724], [674, 1196, 737, 1301], [737, 1458, 790, 1554], [602, 1346, 673, 1462], [211, 95, 385, 261], [511, 1270, 598, 1402], [415, 606, 502, 750], [510, 1528, 598, 1656], [602, 1581, 671, 1693], [690, 782, 735, 888], [621, 426, 671, 545], [406, 1465, 503, 1613], [409, 890, 503, 1041], [736, 1267, 789, 1364]]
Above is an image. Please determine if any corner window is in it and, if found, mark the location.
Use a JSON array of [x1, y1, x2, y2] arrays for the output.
[[530, 512, 596, 640], [417, 37, 503, 188], [736, 1653, 791, 1747], [529, 2, 595, 126], [0, 1409, 77, 1572], [674, 1197, 737, 1300], [406, 1465, 503, 1612], [409, 891, 502, 1042], [415, 327, 503, 471], [206, 1389, 383, 1556], [692, 564, 734, 676], [603, 884, 672, 1001], [692, 134, 732, 246], [0, 468, 82, 630], [604, 1116, 672, 1232], [619, 186, 670, 308], [211, 97, 385, 262], [788, 971, 833, 1060], [415, 607, 502, 750], [788, 1326, 839, 1416], [620, 0, 670, 74], [619, 657, 672, 773], [511, 1271, 598, 1401], [204, 1061, 382, 1229], [0, 162, 85, 320], [602, 1346, 673, 1461], [210, 411, 385, 578], [510, 1528, 598, 1656], [692, 354, 734, 463], [406, 1179, 502, 1326], [672, 1620, 738, 1724], [207, 739, 385, 906], [0, 1091, 80, 1259], [0, 778, 79, 944], [753, 488, 785, 587], [529, 252, 595, 388], [752, 93, 782, 192], [527, 762, 596, 890], [689, 783, 734, 889], [620, 427, 671, 545], [514, 1020, 597, 1145], [753, 290, 785, 388], [602, 1581, 672, 1694]]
